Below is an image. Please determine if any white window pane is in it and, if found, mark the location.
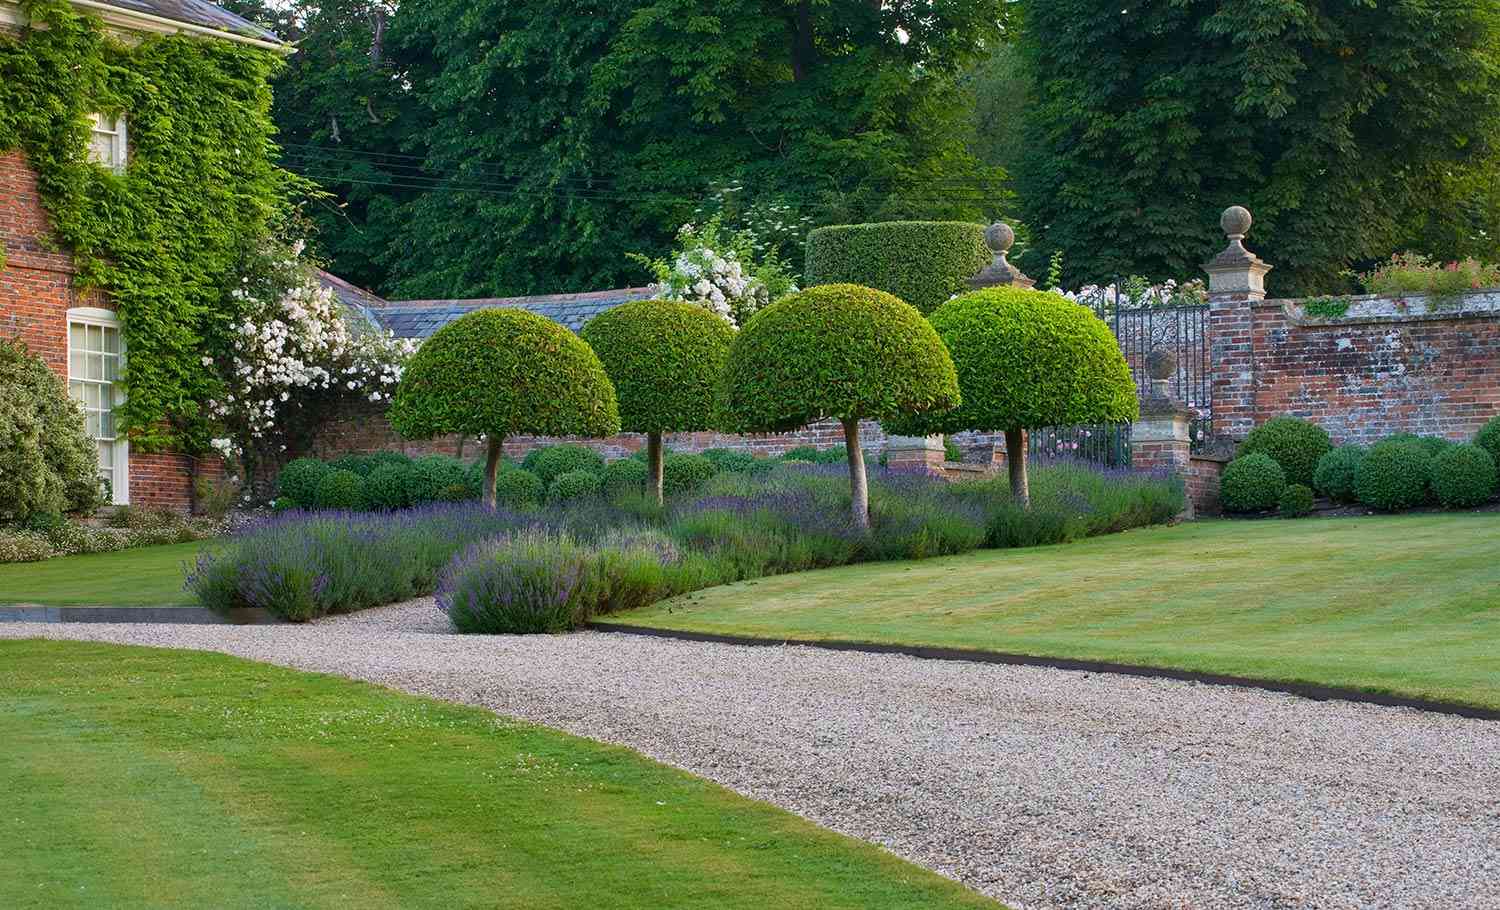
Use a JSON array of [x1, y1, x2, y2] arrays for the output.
[[87, 384, 101, 409], [103, 328, 119, 354], [87, 324, 102, 352], [70, 323, 85, 349], [104, 355, 120, 382], [99, 410, 114, 439], [98, 443, 113, 469], [87, 354, 103, 380], [69, 380, 84, 402], [86, 414, 100, 437], [69, 351, 85, 379]]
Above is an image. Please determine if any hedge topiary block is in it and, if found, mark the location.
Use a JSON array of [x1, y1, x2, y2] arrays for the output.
[[314, 469, 367, 511], [494, 467, 545, 507], [533, 445, 607, 486], [602, 458, 649, 498], [1238, 416, 1332, 488], [663, 452, 717, 495], [1278, 483, 1315, 518], [549, 469, 603, 503], [804, 222, 991, 314], [1312, 445, 1365, 503]]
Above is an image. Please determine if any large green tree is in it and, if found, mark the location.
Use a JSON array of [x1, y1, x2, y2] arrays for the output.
[[1013, 0, 1500, 294], [245, 0, 1010, 298]]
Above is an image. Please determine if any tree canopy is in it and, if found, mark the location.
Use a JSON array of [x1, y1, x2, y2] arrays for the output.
[[227, 0, 1012, 299], [1012, 0, 1500, 294]]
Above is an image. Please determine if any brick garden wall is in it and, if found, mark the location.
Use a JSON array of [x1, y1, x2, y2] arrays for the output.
[[1237, 296, 1500, 445]]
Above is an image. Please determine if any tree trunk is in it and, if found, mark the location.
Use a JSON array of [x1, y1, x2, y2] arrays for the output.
[[483, 435, 503, 509], [844, 418, 870, 530], [647, 432, 665, 506], [455, 434, 466, 460], [1005, 426, 1029, 507]]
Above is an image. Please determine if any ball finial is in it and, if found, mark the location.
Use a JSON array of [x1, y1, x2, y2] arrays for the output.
[[985, 222, 1015, 254], [1221, 205, 1252, 238]]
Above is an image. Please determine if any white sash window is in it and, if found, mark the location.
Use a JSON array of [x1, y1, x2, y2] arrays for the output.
[[67, 308, 129, 504], [88, 113, 128, 173]]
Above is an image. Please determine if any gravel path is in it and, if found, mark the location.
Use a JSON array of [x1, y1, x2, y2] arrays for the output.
[[4, 601, 1498, 909]]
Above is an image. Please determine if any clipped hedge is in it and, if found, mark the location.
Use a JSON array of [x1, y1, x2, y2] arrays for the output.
[[663, 453, 717, 495], [804, 222, 991, 314], [314, 469, 366, 510], [364, 464, 414, 510], [549, 469, 603, 503], [1238, 416, 1331, 488], [1220, 452, 1286, 513], [407, 454, 467, 504], [1476, 416, 1500, 463], [1430, 443, 1498, 508], [602, 457, 649, 498], [533, 444, 607, 486], [1313, 445, 1365, 503], [494, 467, 545, 507], [1356, 440, 1433, 511], [1278, 484, 1315, 518], [276, 458, 329, 508], [701, 448, 757, 473]]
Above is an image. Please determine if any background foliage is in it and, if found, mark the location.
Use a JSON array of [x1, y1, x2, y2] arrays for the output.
[[0, 0, 295, 450], [1012, 0, 1500, 293]]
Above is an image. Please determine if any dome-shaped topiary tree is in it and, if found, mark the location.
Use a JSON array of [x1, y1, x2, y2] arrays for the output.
[[389, 309, 620, 507], [719, 284, 960, 528], [581, 300, 736, 504], [884, 287, 1138, 505]]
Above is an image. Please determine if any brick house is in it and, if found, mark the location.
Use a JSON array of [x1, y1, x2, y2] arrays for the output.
[[0, 0, 283, 510]]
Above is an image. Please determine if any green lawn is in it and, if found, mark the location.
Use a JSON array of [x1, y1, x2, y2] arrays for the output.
[[619, 514, 1500, 711], [0, 641, 997, 909], [0, 541, 207, 606]]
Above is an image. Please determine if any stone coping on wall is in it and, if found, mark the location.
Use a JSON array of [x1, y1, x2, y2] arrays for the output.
[[1269, 288, 1500, 327]]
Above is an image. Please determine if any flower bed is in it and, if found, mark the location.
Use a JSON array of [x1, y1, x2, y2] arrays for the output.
[[190, 461, 1185, 630], [0, 508, 223, 564]]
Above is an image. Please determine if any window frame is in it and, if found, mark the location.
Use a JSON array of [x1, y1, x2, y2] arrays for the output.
[[66, 306, 129, 505], [88, 112, 128, 174]]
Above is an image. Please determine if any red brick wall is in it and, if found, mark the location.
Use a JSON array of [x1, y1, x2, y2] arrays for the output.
[[1, 150, 200, 511], [1239, 300, 1500, 445]]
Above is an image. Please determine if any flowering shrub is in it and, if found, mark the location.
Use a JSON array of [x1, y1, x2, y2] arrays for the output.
[[205, 236, 415, 462], [633, 216, 797, 326], [1052, 276, 1208, 311], [0, 514, 221, 563], [692, 180, 814, 268], [1355, 252, 1500, 301]]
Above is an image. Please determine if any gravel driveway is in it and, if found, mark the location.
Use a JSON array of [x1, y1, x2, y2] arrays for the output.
[[4, 601, 1498, 910]]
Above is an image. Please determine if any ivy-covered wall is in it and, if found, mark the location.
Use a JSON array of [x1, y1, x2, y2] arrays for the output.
[[0, 0, 292, 451]]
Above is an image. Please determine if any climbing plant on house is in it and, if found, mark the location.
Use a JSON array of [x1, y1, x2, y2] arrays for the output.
[[0, 0, 298, 451]]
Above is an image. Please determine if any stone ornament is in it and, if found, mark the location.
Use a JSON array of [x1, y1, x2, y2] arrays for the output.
[[1203, 205, 1272, 295], [969, 222, 1035, 290]]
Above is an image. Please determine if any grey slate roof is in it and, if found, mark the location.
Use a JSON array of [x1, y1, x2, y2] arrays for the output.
[[98, 0, 282, 44], [374, 288, 656, 339], [314, 271, 655, 340]]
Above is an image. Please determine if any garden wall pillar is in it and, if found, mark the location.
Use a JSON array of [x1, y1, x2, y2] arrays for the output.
[[885, 434, 947, 474], [1203, 206, 1271, 442], [1133, 349, 1195, 517]]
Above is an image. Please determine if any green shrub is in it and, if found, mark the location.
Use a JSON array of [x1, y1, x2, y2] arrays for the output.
[[780, 445, 822, 462], [1313, 445, 1366, 503], [521, 447, 548, 473], [1219, 453, 1287, 513], [1476, 416, 1500, 463], [803, 222, 991, 314], [494, 467, 545, 507], [407, 455, 468, 504], [364, 464, 413, 510], [327, 453, 379, 476], [1278, 484, 1315, 518], [702, 448, 757, 473], [533, 444, 606, 486], [1237, 416, 1331, 488], [663, 453, 717, 495], [549, 469, 603, 503], [1430, 443, 1498, 508], [389, 308, 619, 507], [1356, 440, 1434, 511], [276, 458, 329, 508], [313, 469, 367, 510], [369, 451, 413, 470], [603, 457, 649, 498], [0, 337, 100, 521], [436, 483, 472, 503], [943, 437, 963, 462]]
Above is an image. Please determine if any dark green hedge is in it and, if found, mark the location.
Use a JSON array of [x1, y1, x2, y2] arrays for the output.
[[884, 286, 1137, 437], [533, 445, 606, 486], [804, 222, 991, 314], [1356, 440, 1433, 511], [719, 284, 960, 433], [1312, 445, 1365, 503], [1220, 453, 1286, 513], [390, 309, 620, 442], [1431, 443, 1498, 508], [1238, 416, 1331, 488], [580, 300, 735, 434]]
